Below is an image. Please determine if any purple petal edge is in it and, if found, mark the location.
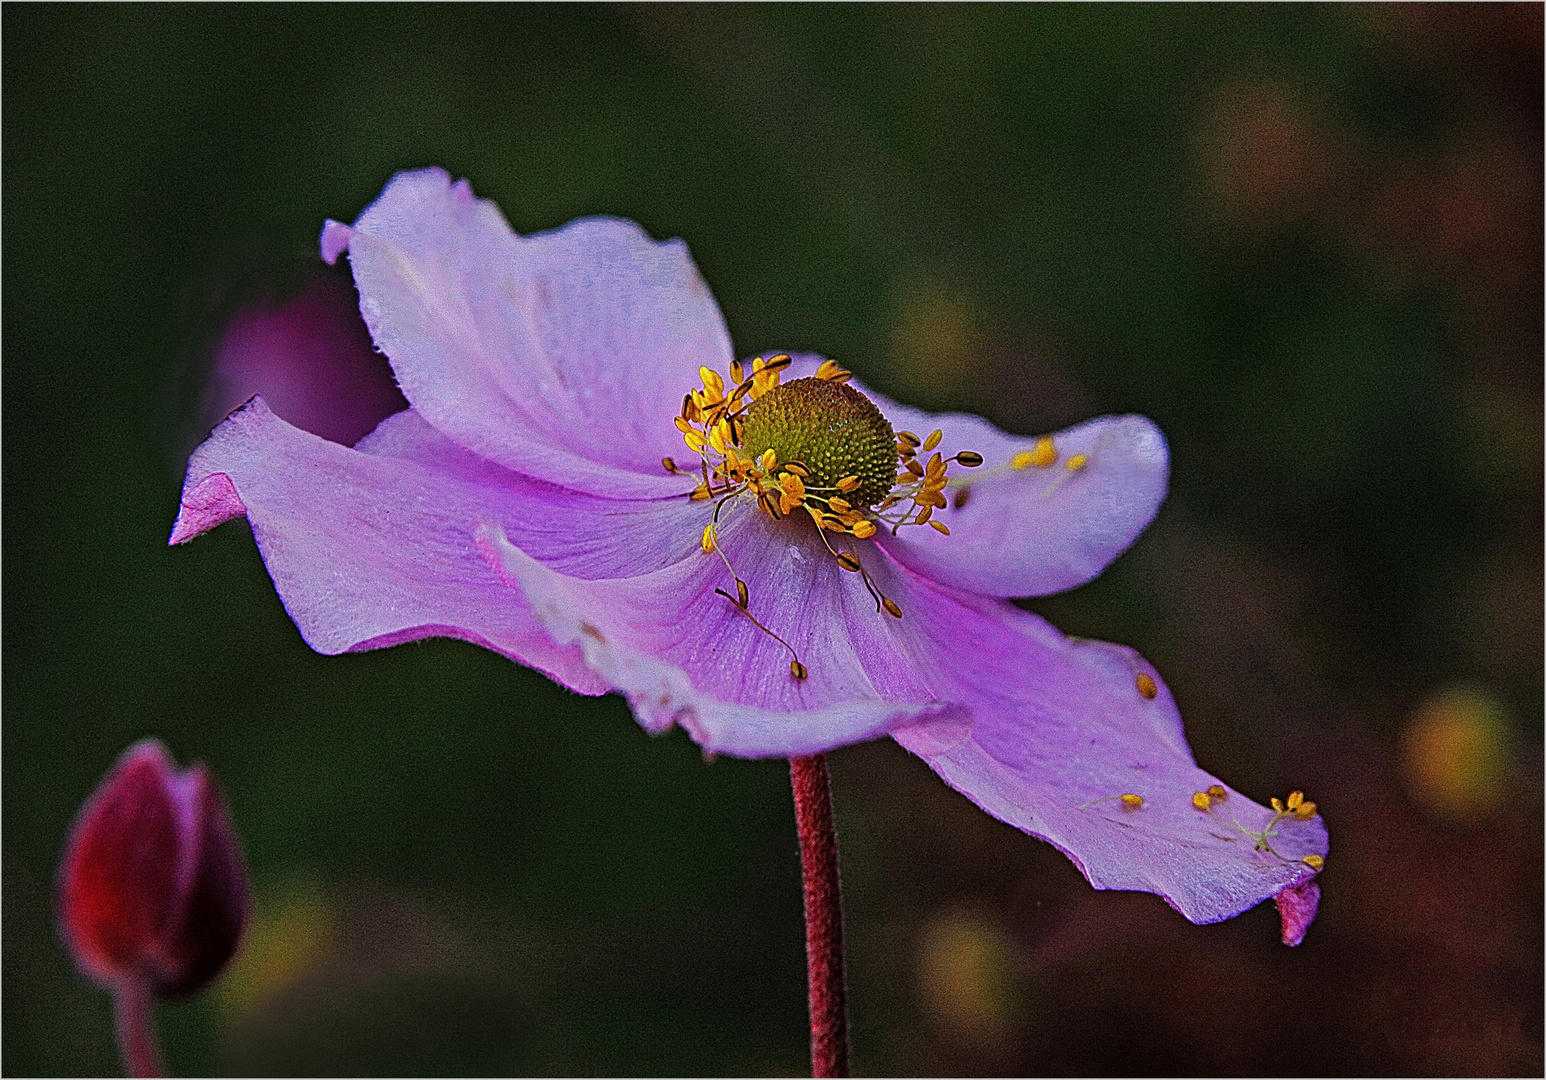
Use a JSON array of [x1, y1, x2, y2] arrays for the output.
[[1274, 878, 1321, 946], [169, 473, 247, 545]]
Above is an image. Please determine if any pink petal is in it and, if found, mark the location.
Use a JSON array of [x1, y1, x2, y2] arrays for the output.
[[1274, 879, 1322, 947], [202, 268, 407, 447], [169, 398, 721, 694], [859, 551, 1327, 925], [475, 510, 968, 758], [863, 382, 1169, 598], [334, 167, 730, 499]]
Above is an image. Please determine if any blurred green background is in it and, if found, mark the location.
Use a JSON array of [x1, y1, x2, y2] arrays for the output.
[[5, 4, 1540, 1075]]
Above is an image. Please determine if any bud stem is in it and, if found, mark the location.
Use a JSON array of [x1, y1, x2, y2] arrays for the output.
[[790, 754, 850, 1078], [112, 977, 164, 1078]]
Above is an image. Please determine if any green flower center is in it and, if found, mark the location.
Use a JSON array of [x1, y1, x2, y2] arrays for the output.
[[740, 377, 898, 508]]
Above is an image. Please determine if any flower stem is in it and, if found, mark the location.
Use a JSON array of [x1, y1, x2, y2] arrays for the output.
[[790, 753, 850, 1078], [112, 977, 164, 1078]]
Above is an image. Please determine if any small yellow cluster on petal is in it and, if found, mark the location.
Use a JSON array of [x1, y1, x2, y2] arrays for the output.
[[1012, 437, 1058, 470], [1119, 793, 1144, 809], [1192, 791, 1213, 811]]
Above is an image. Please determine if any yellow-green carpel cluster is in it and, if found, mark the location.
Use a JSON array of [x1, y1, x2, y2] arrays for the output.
[[740, 378, 898, 509]]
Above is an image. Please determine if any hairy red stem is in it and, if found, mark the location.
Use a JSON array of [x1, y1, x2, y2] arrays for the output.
[[112, 977, 164, 1078], [790, 753, 850, 1078]]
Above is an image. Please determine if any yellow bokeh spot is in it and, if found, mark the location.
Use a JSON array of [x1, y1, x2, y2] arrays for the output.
[[214, 882, 337, 1023], [1401, 686, 1513, 820], [888, 278, 988, 406], [916, 909, 1018, 1046]]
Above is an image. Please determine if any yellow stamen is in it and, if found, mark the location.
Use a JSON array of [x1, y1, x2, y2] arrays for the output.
[[1136, 672, 1158, 699], [1293, 800, 1318, 819], [836, 475, 861, 493], [922, 429, 943, 451], [1192, 791, 1212, 811], [928, 521, 950, 535], [835, 552, 862, 573], [1206, 784, 1227, 800], [791, 660, 808, 680], [881, 598, 903, 619], [699, 366, 724, 396], [1120, 793, 1144, 809], [1302, 855, 1325, 871], [897, 431, 921, 449], [1065, 453, 1089, 472], [954, 451, 983, 467], [701, 524, 716, 553], [730, 359, 745, 384], [852, 519, 877, 539], [1020, 436, 1059, 469], [760, 448, 777, 470], [1271, 797, 1285, 813], [683, 429, 707, 452]]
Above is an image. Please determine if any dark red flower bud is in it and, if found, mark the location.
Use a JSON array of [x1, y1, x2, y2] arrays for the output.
[[57, 740, 249, 997]]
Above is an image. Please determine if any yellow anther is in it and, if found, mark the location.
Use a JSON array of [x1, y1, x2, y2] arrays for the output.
[[1136, 672, 1158, 699], [784, 462, 811, 479], [928, 520, 950, 535], [730, 359, 745, 384], [698, 366, 724, 396], [897, 431, 921, 449], [1206, 784, 1227, 800], [661, 456, 679, 474], [675, 416, 695, 435], [707, 424, 728, 455], [790, 660, 808, 680], [1271, 797, 1285, 813], [835, 552, 862, 573], [1120, 793, 1144, 809], [1013, 436, 1058, 470], [815, 359, 848, 381], [1065, 453, 1089, 472], [828, 497, 852, 514], [759, 448, 777, 470], [683, 429, 707, 452], [1302, 854, 1325, 871], [954, 451, 984, 467], [1192, 791, 1212, 811], [780, 473, 806, 500], [852, 519, 877, 539], [701, 524, 716, 553], [915, 504, 934, 526], [836, 475, 861, 493], [1286, 791, 1304, 810], [735, 578, 749, 609], [881, 598, 903, 619], [922, 429, 943, 452], [1293, 800, 1318, 819]]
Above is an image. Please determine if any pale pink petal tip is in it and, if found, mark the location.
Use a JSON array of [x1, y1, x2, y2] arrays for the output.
[[320, 219, 352, 265], [1274, 878, 1321, 946], [169, 472, 247, 545]]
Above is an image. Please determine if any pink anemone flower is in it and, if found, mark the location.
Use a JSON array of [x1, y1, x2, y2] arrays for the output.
[[171, 168, 1326, 936]]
